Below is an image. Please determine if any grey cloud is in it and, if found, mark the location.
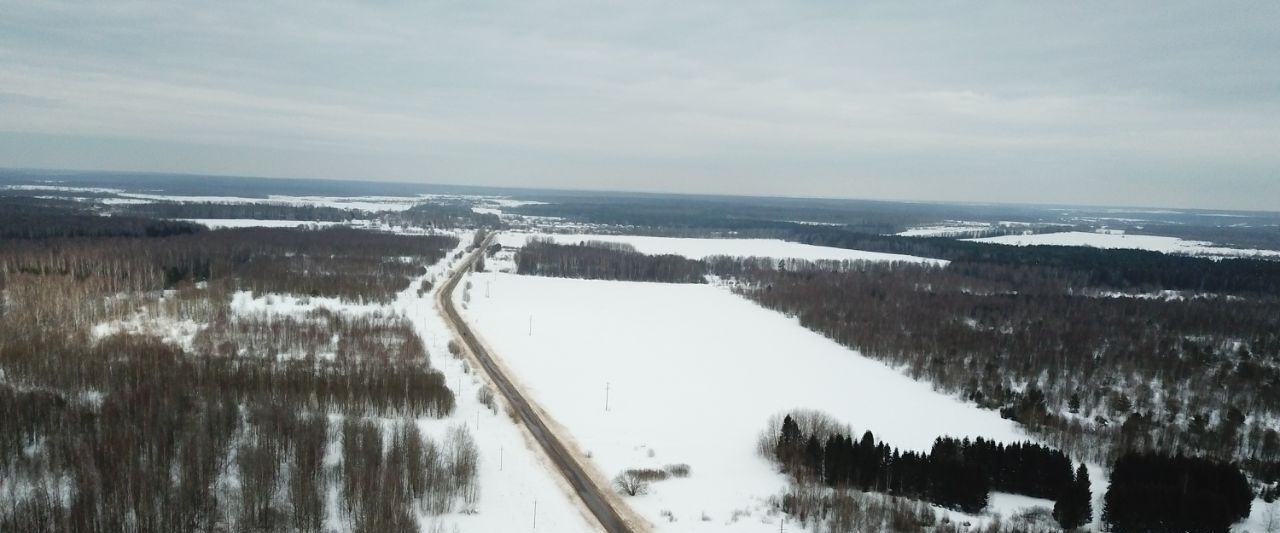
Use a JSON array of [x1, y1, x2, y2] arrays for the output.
[[0, 0, 1276, 210]]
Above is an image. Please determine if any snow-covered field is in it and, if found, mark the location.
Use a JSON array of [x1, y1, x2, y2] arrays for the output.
[[896, 221, 993, 237], [496, 232, 946, 264], [459, 272, 1032, 531], [177, 218, 354, 229], [968, 231, 1280, 259]]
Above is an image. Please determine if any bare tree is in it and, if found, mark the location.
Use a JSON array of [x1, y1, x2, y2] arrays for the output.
[[613, 471, 650, 496]]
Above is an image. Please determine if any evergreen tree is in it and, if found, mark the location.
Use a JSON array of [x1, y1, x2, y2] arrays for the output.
[[1054, 463, 1092, 530], [803, 435, 824, 480], [1103, 452, 1251, 532], [777, 415, 802, 468]]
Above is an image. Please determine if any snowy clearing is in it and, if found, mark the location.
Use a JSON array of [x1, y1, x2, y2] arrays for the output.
[[967, 231, 1280, 259], [460, 273, 1028, 531], [987, 492, 1054, 517], [177, 218, 353, 229], [495, 232, 946, 265]]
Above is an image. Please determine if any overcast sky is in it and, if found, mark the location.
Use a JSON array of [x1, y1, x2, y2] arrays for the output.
[[1, 1, 1277, 210]]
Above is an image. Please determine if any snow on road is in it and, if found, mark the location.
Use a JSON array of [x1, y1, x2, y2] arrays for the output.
[[460, 272, 1028, 531], [496, 232, 946, 265], [396, 239, 596, 533], [968, 231, 1280, 259]]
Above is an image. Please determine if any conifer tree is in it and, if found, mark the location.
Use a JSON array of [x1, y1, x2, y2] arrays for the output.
[[1054, 463, 1092, 529]]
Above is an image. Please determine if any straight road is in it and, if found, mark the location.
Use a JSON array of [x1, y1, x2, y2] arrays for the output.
[[436, 235, 636, 533]]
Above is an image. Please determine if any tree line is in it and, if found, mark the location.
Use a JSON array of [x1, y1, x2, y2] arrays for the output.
[[516, 239, 707, 283], [784, 225, 1280, 296], [118, 200, 369, 221], [1, 226, 457, 302], [0, 196, 204, 239], [383, 201, 503, 230], [767, 414, 1082, 519]]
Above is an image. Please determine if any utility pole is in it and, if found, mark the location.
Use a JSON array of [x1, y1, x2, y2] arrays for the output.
[[533, 500, 538, 530], [605, 382, 610, 412], [528, 315, 532, 336], [500, 446, 504, 471]]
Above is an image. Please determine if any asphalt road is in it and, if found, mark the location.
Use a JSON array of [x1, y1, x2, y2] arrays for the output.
[[437, 236, 635, 533]]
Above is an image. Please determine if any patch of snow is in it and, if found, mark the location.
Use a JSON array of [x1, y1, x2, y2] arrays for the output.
[[967, 231, 1280, 259], [987, 492, 1053, 516], [486, 198, 548, 208], [783, 220, 843, 227], [177, 218, 354, 229], [228, 291, 387, 316], [92, 314, 202, 351], [1, 184, 124, 194], [897, 221, 992, 237]]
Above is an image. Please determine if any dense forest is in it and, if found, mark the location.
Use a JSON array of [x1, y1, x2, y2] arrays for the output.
[[1102, 453, 1252, 532], [0, 226, 455, 302], [0, 196, 205, 239], [516, 239, 707, 283], [0, 206, 472, 532], [762, 413, 1080, 519], [119, 201, 370, 222], [720, 259, 1280, 472], [784, 225, 1280, 296], [383, 202, 503, 229]]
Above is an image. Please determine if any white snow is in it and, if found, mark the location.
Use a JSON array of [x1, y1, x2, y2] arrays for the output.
[[229, 291, 388, 316], [177, 218, 353, 229], [987, 492, 1053, 517], [896, 221, 994, 237], [392, 238, 597, 532], [460, 273, 1029, 531], [117, 193, 424, 212], [0, 184, 124, 194], [485, 198, 548, 208], [968, 231, 1280, 259], [1236, 498, 1280, 533], [92, 314, 202, 351], [496, 232, 946, 265]]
